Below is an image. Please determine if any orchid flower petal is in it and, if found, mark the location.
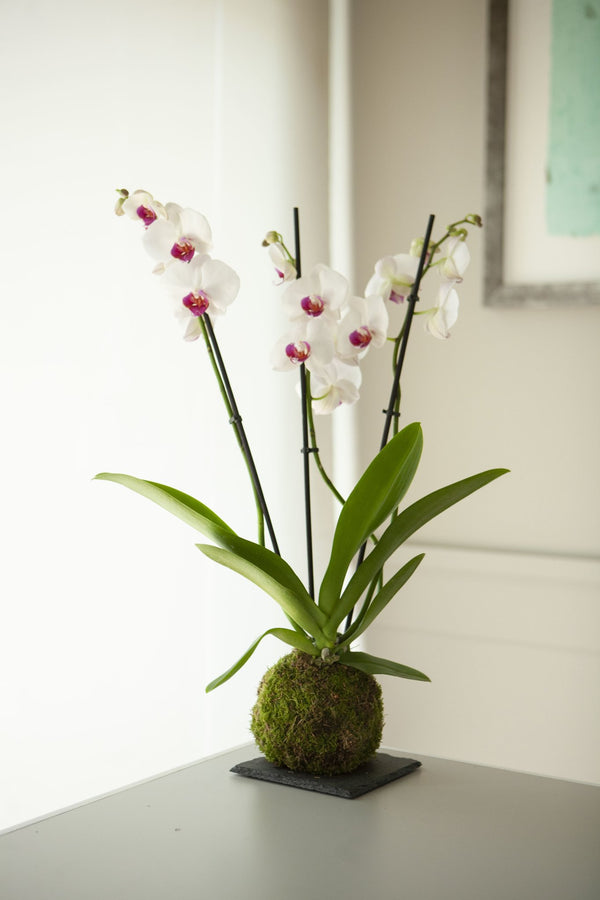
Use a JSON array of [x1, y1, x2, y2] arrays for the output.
[[308, 359, 362, 414], [121, 190, 167, 227], [162, 254, 240, 336], [337, 296, 389, 361], [440, 236, 470, 281], [199, 259, 241, 312], [142, 204, 212, 268], [268, 243, 296, 284], [425, 282, 459, 339], [366, 253, 419, 304]]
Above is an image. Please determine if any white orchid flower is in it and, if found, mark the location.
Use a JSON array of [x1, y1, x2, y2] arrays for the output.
[[309, 359, 362, 414], [424, 281, 459, 340], [439, 236, 470, 282], [268, 242, 297, 284], [282, 264, 348, 325], [365, 253, 419, 304], [271, 318, 336, 372], [143, 202, 212, 273], [119, 189, 167, 227], [337, 296, 389, 363], [162, 254, 240, 341]]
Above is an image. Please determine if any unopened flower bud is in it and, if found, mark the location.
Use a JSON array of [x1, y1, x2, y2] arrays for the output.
[[262, 230, 281, 247], [114, 188, 129, 216], [448, 227, 468, 240], [409, 237, 424, 258], [466, 213, 483, 227]]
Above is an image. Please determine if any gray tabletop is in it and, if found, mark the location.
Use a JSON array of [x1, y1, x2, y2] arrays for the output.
[[1, 744, 599, 900]]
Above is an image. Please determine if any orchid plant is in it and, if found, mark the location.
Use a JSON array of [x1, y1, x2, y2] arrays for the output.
[[98, 190, 507, 692]]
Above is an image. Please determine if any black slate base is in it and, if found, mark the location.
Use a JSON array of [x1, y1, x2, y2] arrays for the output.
[[230, 752, 421, 798]]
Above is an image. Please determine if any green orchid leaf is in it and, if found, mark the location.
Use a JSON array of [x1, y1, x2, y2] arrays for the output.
[[318, 423, 423, 617], [340, 553, 425, 643], [203, 531, 316, 639], [205, 627, 316, 692], [341, 651, 430, 682], [338, 467, 509, 619], [95, 473, 314, 621], [94, 474, 236, 548], [218, 532, 322, 621], [197, 544, 328, 641]]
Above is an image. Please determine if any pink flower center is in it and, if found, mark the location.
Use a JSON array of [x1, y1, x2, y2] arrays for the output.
[[285, 341, 311, 363], [171, 238, 195, 262], [300, 294, 325, 317], [182, 290, 210, 317], [137, 205, 157, 228], [389, 288, 406, 304], [349, 327, 372, 348]]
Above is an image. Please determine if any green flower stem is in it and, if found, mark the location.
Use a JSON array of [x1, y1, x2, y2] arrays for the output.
[[294, 207, 316, 599], [391, 331, 404, 439], [343, 214, 480, 628], [262, 231, 296, 268], [300, 361, 315, 597], [278, 238, 296, 267], [201, 315, 278, 553], [380, 213, 434, 450], [199, 317, 265, 546], [390, 327, 405, 437], [393, 389, 401, 439], [392, 326, 404, 370], [305, 370, 346, 507], [344, 214, 435, 633], [422, 214, 480, 278], [305, 369, 382, 564]]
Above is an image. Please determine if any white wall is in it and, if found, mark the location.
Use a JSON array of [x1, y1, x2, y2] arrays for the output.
[[351, 0, 600, 782], [0, 0, 331, 831], [2, 0, 598, 835]]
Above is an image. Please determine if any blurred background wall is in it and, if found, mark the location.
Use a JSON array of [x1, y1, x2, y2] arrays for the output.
[[1, 0, 598, 832], [352, 0, 600, 783], [0, 0, 333, 830]]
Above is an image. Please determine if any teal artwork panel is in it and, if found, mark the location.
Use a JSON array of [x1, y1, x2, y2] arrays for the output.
[[546, 0, 600, 236]]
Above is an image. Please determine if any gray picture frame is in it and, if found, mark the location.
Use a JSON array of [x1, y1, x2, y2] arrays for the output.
[[484, 0, 600, 307]]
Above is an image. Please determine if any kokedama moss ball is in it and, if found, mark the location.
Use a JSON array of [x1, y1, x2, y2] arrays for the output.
[[251, 651, 384, 776]]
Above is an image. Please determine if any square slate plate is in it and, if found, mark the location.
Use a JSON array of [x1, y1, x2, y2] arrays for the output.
[[230, 753, 421, 798]]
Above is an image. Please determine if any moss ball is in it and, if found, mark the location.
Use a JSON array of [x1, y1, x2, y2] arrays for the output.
[[251, 651, 383, 776]]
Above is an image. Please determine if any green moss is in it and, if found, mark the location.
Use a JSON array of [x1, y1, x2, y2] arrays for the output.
[[250, 651, 384, 776]]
